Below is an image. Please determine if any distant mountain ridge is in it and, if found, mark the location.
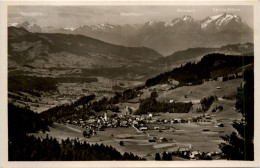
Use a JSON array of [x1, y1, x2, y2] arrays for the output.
[[157, 42, 254, 69], [8, 26, 254, 80], [9, 13, 253, 55], [8, 27, 162, 69]]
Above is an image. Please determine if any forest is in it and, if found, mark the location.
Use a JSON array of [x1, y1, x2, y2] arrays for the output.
[[8, 103, 51, 140], [40, 94, 96, 122], [8, 103, 144, 161], [41, 88, 142, 122], [145, 53, 254, 87], [8, 75, 58, 92], [136, 91, 192, 114], [200, 95, 218, 112], [9, 135, 144, 161]]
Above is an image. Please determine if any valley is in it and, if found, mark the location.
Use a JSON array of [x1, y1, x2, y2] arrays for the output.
[[28, 77, 243, 160], [7, 8, 255, 161]]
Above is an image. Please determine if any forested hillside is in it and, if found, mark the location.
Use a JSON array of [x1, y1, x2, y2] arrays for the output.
[[8, 103, 144, 160], [145, 53, 253, 87]]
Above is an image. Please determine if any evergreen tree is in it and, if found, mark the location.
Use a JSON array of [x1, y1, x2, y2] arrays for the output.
[[155, 153, 161, 160], [162, 151, 172, 160]]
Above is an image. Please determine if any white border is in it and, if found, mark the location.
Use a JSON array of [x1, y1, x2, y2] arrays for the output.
[[1, 1, 260, 168]]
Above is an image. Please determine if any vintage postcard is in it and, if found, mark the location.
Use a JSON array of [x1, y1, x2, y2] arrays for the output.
[[1, 0, 259, 167]]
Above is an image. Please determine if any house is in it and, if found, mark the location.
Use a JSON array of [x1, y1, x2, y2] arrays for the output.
[[169, 100, 175, 103], [88, 119, 96, 124], [192, 117, 198, 122], [149, 119, 156, 123], [120, 121, 128, 127], [215, 123, 224, 127], [205, 115, 211, 119], [89, 116, 95, 119], [174, 119, 181, 123], [148, 137, 157, 142], [216, 87, 221, 89], [139, 126, 148, 131], [160, 126, 166, 130], [154, 126, 160, 130], [148, 113, 153, 118], [178, 147, 191, 156], [158, 137, 167, 142], [98, 126, 105, 131], [132, 120, 138, 125], [189, 151, 199, 160]]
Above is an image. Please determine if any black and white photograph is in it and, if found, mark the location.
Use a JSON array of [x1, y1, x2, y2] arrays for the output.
[[1, 1, 259, 167]]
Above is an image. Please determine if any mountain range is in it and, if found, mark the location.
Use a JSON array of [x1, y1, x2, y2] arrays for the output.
[[9, 13, 253, 55], [8, 26, 162, 70], [158, 42, 254, 69], [8, 26, 253, 80]]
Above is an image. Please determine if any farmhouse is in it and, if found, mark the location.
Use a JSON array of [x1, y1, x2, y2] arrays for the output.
[[215, 123, 224, 127], [173, 118, 181, 123], [148, 137, 157, 142], [189, 151, 200, 160], [169, 99, 175, 103], [139, 126, 148, 131], [158, 137, 167, 142], [154, 126, 160, 130], [205, 115, 211, 119], [178, 147, 191, 156], [120, 121, 128, 127]]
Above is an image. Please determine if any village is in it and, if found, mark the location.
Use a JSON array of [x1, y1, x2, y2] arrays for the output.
[[56, 103, 228, 160], [11, 71, 244, 160]]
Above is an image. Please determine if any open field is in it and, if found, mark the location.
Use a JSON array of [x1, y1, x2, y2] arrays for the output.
[[25, 77, 242, 160], [156, 78, 242, 103], [31, 98, 241, 160], [137, 78, 242, 105]]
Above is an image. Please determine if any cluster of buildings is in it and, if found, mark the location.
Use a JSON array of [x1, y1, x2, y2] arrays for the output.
[[63, 109, 224, 137], [62, 109, 224, 160], [171, 147, 221, 160]]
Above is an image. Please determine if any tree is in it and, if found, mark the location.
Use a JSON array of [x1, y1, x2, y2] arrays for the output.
[[83, 130, 88, 137], [219, 70, 254, 160], [150, 91, 158, 99], [162, 151, 172, 160], [155, 153, 161, 160], [119, 141, 124, 146]]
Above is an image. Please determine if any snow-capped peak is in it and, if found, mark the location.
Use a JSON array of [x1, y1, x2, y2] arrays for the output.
[[164, 15, 194, 27], [182, 15, 193, 22], [64, 27, 77, 31], [88, 23, 116, 31], [201, 13, 247, 30], [210, 14, 223, 20], [146, 21, 161, 26], [164, 19, 179, 27], [8, 22, 19, 27]]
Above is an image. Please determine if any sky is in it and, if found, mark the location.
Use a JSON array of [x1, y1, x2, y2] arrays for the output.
[[8, 5, 254, 28]]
